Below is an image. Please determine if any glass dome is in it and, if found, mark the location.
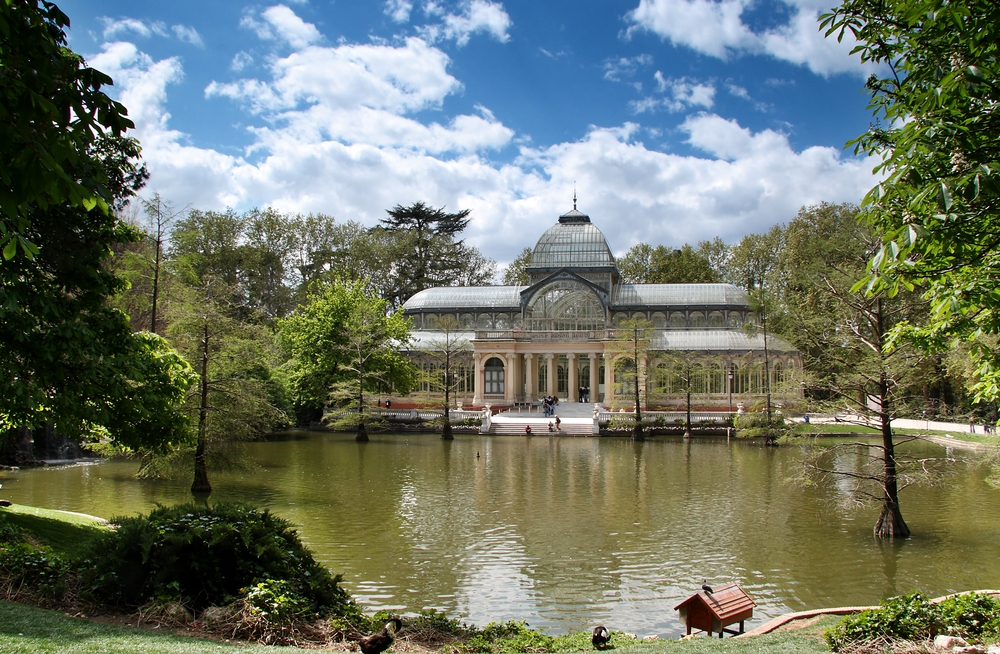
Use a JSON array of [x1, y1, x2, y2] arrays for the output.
[[528, 210, 615, 269], [525, 280, 606, 331]]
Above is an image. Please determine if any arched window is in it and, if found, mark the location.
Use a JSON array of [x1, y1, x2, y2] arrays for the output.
[[477, 314, 493, 330], [459, 313, 475, 329], [525, 280, 605, 331], [708, 311, 725, 328], [484, 357, 505, 395], [689, 311, 706, 328], [669, 312, 686, 329], [495, 313, 511, 329], [709, 363, 725, 394], [773, 362, 784, 387], [727, 312, 741, 328], [651, 312, 667, 328], [424, 314, 439, 329]]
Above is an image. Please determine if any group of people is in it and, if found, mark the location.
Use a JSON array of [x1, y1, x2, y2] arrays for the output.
[[577, 386, 591, 403], [542, 395, 558, 416]]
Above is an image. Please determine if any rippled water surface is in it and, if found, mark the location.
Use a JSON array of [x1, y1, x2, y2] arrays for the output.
[[3, 433, 1000, 637]]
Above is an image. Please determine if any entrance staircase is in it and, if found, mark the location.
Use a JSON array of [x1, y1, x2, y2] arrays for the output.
[[488, 401, 598, 436]]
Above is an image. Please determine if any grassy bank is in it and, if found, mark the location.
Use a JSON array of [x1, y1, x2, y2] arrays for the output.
[[0, 502, 837, 653], [0, 599, 837, 654]]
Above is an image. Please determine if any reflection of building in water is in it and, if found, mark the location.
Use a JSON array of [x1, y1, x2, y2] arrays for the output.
[[401, 205, 800, 409]]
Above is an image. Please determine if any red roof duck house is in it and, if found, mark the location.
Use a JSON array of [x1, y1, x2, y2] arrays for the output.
[[675, 582, 756, 638]]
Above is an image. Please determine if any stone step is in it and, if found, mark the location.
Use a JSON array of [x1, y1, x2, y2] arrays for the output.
[[490, 420, 593, 435]]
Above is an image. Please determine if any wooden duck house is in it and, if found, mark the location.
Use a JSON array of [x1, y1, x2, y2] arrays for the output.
[[675, 582, 755, 638]]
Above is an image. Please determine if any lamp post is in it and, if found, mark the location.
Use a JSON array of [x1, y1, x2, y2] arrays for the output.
[[727, 364, 734, 415]]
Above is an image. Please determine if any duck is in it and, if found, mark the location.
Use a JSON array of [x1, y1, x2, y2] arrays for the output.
[[592, 625, 610, 649], [359, 618, 403, 654]]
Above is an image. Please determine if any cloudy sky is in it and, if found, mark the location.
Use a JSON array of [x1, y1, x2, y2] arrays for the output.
[[59, 0, 878, 264]]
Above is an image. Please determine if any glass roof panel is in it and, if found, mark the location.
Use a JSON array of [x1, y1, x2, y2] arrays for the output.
[[648, 329, 795, 352], [402, 286, 523, 311], [528, 223, 615, 268], [614, 284, 749, 307]]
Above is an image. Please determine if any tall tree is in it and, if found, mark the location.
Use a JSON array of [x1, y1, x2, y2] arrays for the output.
[[780, 203, 929, 538], [422, 316, 472, 440], [141, 193, 183, 334], [618, 243, 718, 284], [278, 280, 417, 440], [1, 0, 135, 261], [380, 201, 476, 305], [501, 247, 532, 285], [821, 0, 1000, 402], [607, 317, 653, 440]]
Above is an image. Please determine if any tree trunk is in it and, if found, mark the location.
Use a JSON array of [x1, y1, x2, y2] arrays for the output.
[[191, 324, 212, 496], [874, 374, 909, 539], [442, 352, 454, 439], [356, 420, 369, 442]]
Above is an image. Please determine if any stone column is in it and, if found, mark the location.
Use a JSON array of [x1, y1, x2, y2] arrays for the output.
[[472, 352, 483, 405], [567, 353, 578, 402], [603, 354, 614, 403], [523, 353, 535, 401], [589, 353, 599, 405], [504, 353, 516, 402], [546, 353, 556, 398]]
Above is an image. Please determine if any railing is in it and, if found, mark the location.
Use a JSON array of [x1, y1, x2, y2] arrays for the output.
[[475, 330, 611, 341], [597, 410, 732, 425]]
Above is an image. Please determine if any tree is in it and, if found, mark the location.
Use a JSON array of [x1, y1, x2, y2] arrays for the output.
[[278, 280, 417, 441], [821, 0, 1000, 402], [141, 193, 183, 334], [422, 316, 472, 440], [501, 247, 532, 285], [380, 201, 481, 306], [618, 243, 718, 284], [606, 317, 653, 440], [780, 203, 930, 538], [1, 0, 135, 260]]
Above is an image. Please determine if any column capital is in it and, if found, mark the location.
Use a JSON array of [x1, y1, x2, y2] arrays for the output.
[[544, 352, 555, 361], [567, 352, 577, 361], [589, 352, 599, 361], [523, 352, 534, 361]]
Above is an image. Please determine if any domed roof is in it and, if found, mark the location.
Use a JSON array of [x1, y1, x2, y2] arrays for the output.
[[528, 207, 616, 269]]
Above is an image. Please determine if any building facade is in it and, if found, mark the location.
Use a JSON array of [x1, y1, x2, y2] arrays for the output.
[[402, 207, 799, 409]]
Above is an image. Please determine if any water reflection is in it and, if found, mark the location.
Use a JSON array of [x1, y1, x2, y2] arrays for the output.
[[2, 433, 999, 638]]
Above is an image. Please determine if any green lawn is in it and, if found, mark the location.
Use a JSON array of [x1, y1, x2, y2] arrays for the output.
[[1, 505, 109, 557]]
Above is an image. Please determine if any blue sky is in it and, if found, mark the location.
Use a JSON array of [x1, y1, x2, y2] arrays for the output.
[[57, 0, 878, 265]]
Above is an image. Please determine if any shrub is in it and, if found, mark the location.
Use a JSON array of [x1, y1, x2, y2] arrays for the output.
[[461, 621, 557, 654], [937, 593, 1000, 641], [826, 593, 942, 651], [0, 513, 24, 544], [79, 502, 355, 614], [242, 578, 311, 625], [0, 542, 68, 601]]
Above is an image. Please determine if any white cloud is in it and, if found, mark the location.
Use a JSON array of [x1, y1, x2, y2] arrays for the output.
[[172, 24, 204, 47], [231, 51, 254, 72], [101, 17, 169, 40], [418, 0, 511, 46], [240, 5, 322, 49], [626, 0, 872, 77], [632, 73, 714, 113], [603, 54, 653, 82], [91, 21, 875, 263], [385, 0, 414, 22]]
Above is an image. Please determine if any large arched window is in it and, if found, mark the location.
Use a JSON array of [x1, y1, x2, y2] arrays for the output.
[[484, 357, 505, 395], [525, 280, 605, 331]]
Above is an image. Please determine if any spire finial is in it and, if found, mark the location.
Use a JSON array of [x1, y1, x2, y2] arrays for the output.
[[573, 184, 577, 211]]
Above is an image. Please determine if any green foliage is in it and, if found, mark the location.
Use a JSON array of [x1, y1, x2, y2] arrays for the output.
[[0, 542, 68, 601], [826, 592, 1000, 651], [242, 579, 310, 625], [461, 621, 557, 654], [821, 0, 1000, 402], [501, 247, 532, 285], [79, 502, 354, 614], [734, 412, 789, 440], [937, 593, 1000, 640], [0, 0, 135, 259], [618, 243, 718, 284]]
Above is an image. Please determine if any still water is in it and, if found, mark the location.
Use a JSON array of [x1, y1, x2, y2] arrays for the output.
[[2, 433, 999, 638]]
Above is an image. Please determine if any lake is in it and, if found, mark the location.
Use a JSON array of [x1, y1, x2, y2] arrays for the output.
[[2, 432, 999, 638]]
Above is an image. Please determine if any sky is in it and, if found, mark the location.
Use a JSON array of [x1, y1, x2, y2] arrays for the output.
[[57, 0, 880, 265]]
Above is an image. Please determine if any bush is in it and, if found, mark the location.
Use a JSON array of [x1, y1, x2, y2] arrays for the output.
[[0, 542, 68, 601], [826, 592, 1000, 651], [79, 502, 355, 614], [734, 412, 788, 440], [460, 621, 557, 654], [242, 578, 311, 625], [937, 593, 1000, 641]]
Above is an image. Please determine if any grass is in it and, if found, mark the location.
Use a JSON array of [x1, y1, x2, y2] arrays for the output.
[[0, 601, 306, 653], [0, 600, 837, 654], [0, 505, 109, 557]]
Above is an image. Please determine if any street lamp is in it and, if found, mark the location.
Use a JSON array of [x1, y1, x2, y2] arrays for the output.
[[727, 363, 734, 414]]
